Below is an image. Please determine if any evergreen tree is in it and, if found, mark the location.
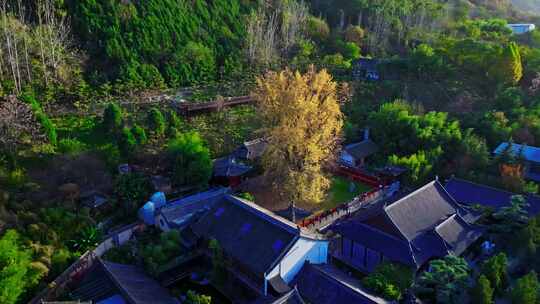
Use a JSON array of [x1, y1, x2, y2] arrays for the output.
[[147, 108, 166, 137], [511, 271, 539, 304], [471, 275, 494, 304], [168, 132, 212, 189], [102, 103, 123, 133]]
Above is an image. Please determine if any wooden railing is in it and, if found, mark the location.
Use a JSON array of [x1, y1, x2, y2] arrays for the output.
[[175, 95, 255, 116]]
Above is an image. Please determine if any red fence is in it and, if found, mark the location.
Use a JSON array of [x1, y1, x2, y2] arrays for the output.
[[334, 166, 384, 188], [298, 187, 384, 229]]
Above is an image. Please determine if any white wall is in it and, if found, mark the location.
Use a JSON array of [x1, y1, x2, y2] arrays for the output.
[[267, 237, 328, 284]]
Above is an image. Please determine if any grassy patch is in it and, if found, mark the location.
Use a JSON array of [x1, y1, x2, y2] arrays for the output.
[[322, 176, 372, 210]]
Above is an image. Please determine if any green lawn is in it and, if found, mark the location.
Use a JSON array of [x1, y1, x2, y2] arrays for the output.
[[321, 176, 372, 210]]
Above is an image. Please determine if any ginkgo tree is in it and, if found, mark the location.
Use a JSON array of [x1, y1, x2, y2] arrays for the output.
[[254, 66, 343, 208]]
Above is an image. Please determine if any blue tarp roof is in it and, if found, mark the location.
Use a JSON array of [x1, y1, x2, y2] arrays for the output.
[[493, 142, 540, 163], [445, 178, 540, 216]]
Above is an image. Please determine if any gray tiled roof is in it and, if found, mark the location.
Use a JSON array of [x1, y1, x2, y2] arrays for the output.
[[435, 214, 483, 256], [384, 181, 460, 240], [100, 259, 179, 304], [213, 156, 252, 177], [159, 188, 229, 228], [191, 195, 299, 276], [344, 140, 379, 160], [294, 264, 389, 304], [331, 181, 482, 268]]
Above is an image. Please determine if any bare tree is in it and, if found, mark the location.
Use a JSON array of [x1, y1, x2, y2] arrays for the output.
[[245, 0, 309, 67]]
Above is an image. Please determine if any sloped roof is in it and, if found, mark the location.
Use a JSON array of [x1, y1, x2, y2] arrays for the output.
[[384, 181, 460, 240], [493, 142, 540, 163], [234, 138, 268, 160], [159, 188, 229, 227], [213, 156, 252, 177], [191, 195, 299, 276], [331, 220, 416, 266], [100, 260, 179, 304], [435, 214, 483, 255], [294, 263, 389, 304], [344, 140, 379, 160], [445, 177, 540, 216], [272, 287, 305, 304], [331, 181, 481, 268]]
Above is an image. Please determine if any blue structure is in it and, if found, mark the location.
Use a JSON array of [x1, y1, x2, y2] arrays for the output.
[[150, 192, 166, 209], [138, 201, 156, 225], [507, 24, 536, 35], [493, 142, 540, 182]]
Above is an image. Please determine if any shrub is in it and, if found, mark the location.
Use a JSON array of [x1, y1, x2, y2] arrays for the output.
[[481, 252, 508, 293], [168, 132, 212, 189], [131, 125, 147, 145], [238, 192, 255, 202], [306, 16, 330, 42], [362, 263, 413, 300], [102, 103, 123, 133], [471, 275, 494, 304], [140, 230, 182, 275], [114, 172, 152, 210], [20, 92, 57, 145], [511, 271, 539, 304], [118, 127, 136, 157], [344, 25, 365, 46], [147, 107, 166, 136], [185, 290, 211, 304], [36, 112, 58, 146], [167, 110, 183, 136], [58, 138, 86, 155]]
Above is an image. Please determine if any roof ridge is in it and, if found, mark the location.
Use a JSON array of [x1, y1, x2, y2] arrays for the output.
[[448, 177, 519, 197], [226, 195, 299, 234], [383, 180, 439, 240], [384, 180, 437, 213]]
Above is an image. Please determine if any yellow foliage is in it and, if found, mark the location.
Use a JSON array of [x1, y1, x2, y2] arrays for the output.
[[254, 66, 343, 205]]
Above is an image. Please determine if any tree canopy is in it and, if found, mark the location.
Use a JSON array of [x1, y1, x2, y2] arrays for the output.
[[254, 66, 343, 205]]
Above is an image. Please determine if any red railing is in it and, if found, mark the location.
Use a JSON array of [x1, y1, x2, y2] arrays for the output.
[[298, 187, 384, 228], [334, 166, 384, 187]]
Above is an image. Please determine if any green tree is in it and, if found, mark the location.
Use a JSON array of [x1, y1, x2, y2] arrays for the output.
[[0, 230, 47, 304], [481, 253, 508, 293], [306, 16, 330, 42], [168, 132, 212, 189], [511, 271, 539, 304], [102, 103, 123, 133], [147, 108, 166, 137], [185, 290, 212, 304], [131, 125, 148, 145], [415, 255, 470, 304], [492, 195, 529, 233], [118, 127, 137, 157], [362, 263, 413, 300], [471, 275, 494, 304], [114, 173, 152, 212]]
